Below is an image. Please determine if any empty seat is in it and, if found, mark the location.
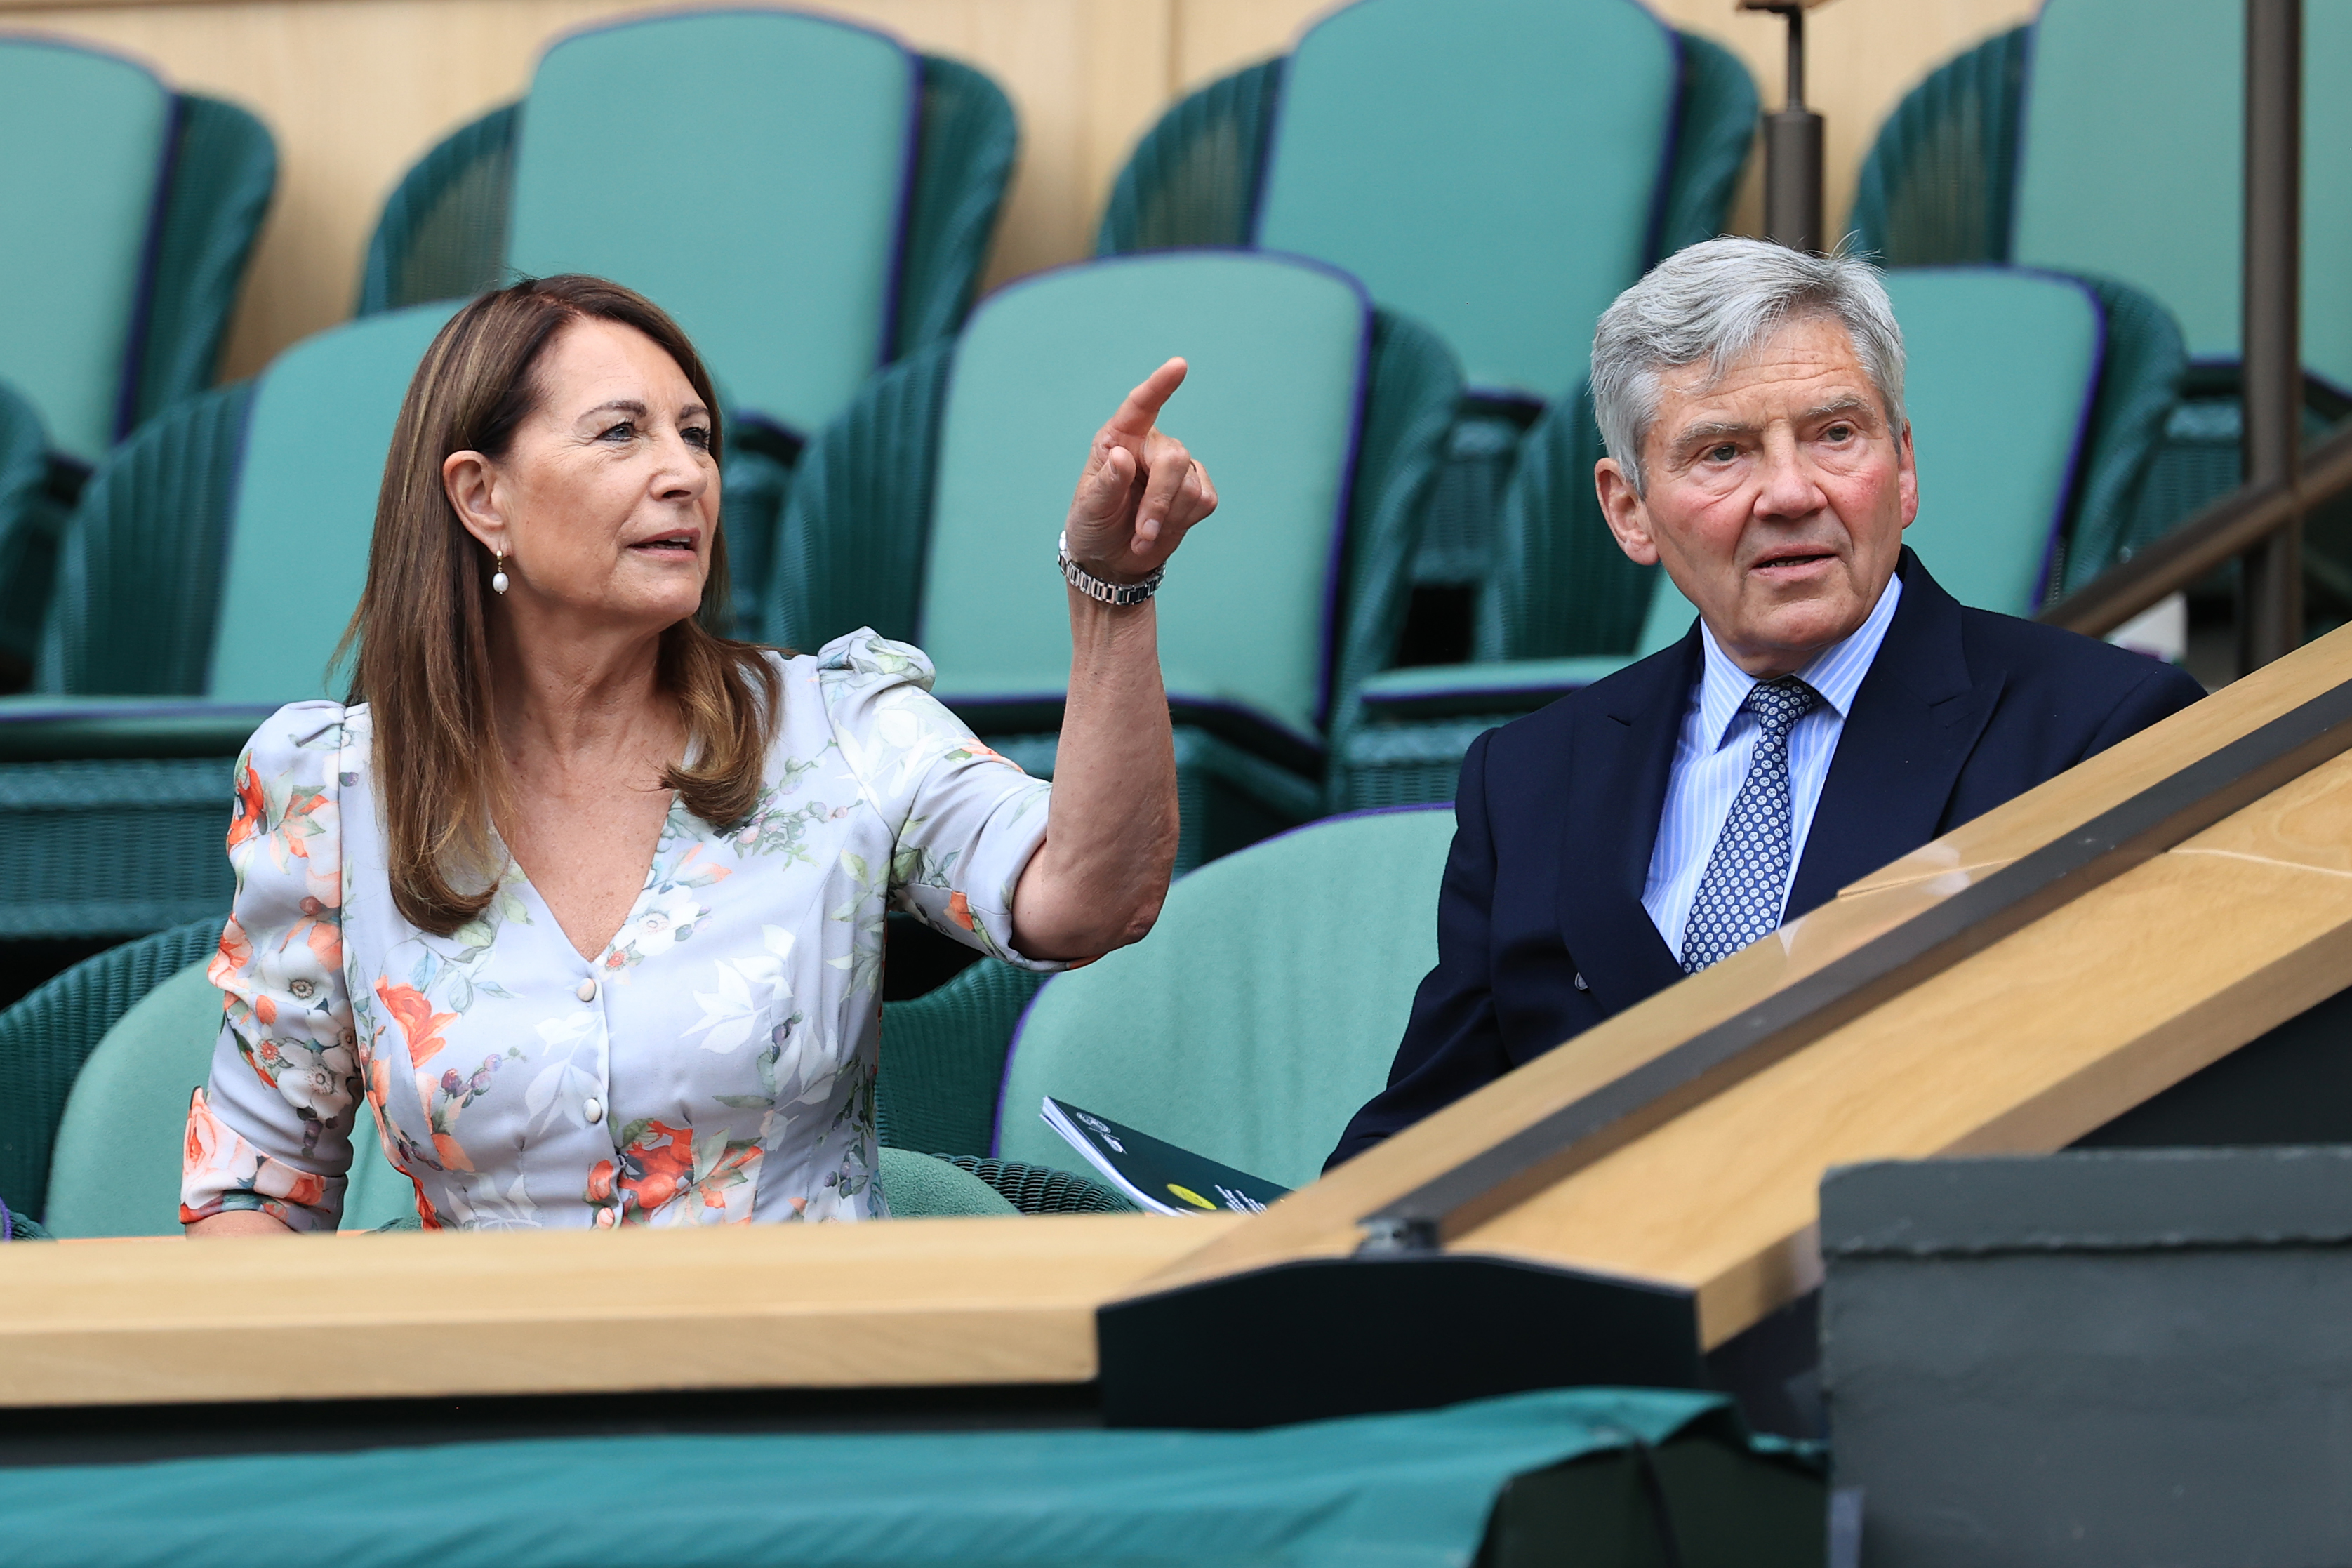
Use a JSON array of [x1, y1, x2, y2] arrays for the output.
[[1851, 0, 2352, 590], [769, 251, 1460, 868], [357, 11, 1018, 630], [989, 806, 1455, 1190]]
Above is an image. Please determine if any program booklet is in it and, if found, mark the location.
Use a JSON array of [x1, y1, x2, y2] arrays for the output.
[[1041, 1097, 1291, 1216]]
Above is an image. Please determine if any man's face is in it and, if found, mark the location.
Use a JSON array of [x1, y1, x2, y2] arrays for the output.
[[1595, 314, 1917, 678]]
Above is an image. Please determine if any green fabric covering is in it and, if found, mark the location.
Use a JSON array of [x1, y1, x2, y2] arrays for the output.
[[355, 102, 519, 314], [2012, 0, 2352, 392], [2052, 275, 2192, 593], [132, 95, 278, 434], [935, 1154, 1131, 1214], [208, 303, 460, 703], [0, 917, 218, 1222], [0, 39, 173, 465], [0, 756, 238, 938], [36, 381, 253, 696], [1889, 267, 2100, 616], [1095, 59, 1284, 255], [875, 1145, 1018, 1216], [1848, 26, 2028, 268], [996, 808, 1454, 1188], [43, 958, 220, 1237], [0, 1388, 1814, 1568], [508, 12, 914, 439], [924, 253, 1367, 748], [1657, 34, 1765, 256], [1256, 0, 1677, 402], [879, 957, 1047, 1158], [768, 273, 1457, 842], [0, 379, 70, 667]]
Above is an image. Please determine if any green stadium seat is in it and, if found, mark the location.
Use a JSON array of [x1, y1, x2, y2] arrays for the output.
[[1098, 0, 1756, 590], [0, 38, 275, 470], [0, 304, 460, 942], [768, 251, 1459, 867], [990, 806, 1455, 1190], [0, 380, 70, 673], [357, 11, 1018, 634], [1329, 265, 2179, 809], [1849, 0, 2352, 593]]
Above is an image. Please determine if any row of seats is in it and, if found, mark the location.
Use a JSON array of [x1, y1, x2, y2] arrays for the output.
[[0, 0, 2342, 1232]]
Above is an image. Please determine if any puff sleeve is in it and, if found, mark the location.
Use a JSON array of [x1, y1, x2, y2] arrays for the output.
[[815, 630, 1062, 971], [179, 703, 359, 1231]]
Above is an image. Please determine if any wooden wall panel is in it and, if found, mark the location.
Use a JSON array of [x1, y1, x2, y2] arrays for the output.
[[0, 0, 2033, 382]]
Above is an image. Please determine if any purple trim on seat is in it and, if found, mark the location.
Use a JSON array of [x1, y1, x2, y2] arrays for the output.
[[114, 91, 185, 445], [875, 46, 924, 369], [942, 248, 1376, 737]]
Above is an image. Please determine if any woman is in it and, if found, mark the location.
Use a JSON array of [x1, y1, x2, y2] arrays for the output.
[[182, 274, 1215, 1233]]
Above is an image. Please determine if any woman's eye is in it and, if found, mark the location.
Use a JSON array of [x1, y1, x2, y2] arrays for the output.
[[682, 425, 712, 451], [598, 420, 635, 443]]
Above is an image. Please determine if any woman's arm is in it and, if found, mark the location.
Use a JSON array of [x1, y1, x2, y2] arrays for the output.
[[1009, 359, 1217, 961]]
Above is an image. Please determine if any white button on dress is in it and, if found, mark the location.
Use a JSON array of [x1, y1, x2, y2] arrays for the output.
[[576, 978, 597, 1002], [583, 1095, 604, 1125]]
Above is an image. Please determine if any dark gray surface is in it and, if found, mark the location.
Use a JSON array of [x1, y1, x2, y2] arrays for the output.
[[1824, 1148, 2352, 1567]]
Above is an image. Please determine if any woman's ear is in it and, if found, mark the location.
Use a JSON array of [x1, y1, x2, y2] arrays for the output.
[[443, 450, 505, 552]]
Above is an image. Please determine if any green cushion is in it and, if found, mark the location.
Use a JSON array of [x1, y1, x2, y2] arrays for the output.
[[1254, 0, 1677, 401], [924, 253, 1369, 750], [0, 40, 173, 464], [507, 11, 915, 439], [43, 959, 219, 1237], [875, 1145, 1018, 1217], [2012, 0, 2352, 390], [995, 806, 1455, 1189], [1888, 267, 2099, 615], [208, 302, 460, 703]]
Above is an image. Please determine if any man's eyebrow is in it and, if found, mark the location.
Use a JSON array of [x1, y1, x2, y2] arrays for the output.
[[1668, 418, 1756, 449], [1800, 395, 1880, 424]]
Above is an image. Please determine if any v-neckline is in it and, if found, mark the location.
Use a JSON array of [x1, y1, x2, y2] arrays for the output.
[[499, 793, 686, 964]]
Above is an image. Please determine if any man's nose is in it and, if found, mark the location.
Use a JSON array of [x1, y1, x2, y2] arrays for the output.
[[1752, 434, 1826, 520]]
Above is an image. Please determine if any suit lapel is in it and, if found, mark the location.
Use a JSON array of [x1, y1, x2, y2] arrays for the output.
[[1555, 632, 1696, 1006], [1786, 552, 2003, 917]]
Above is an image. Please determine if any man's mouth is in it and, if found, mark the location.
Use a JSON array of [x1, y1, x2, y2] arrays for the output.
[[1751, 549, 1838, 573]]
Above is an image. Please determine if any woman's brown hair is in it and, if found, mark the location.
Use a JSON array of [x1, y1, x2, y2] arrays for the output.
[[345, 274, 780, 936]]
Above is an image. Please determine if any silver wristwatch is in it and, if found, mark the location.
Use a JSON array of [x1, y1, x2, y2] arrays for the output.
[[1058, 530, 1163, 606]]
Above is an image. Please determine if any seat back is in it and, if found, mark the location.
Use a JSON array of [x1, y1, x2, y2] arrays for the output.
[[206, 302, 460, 703], [1887, 267, 2102, 616], [994, 806, 1455, 1190], [0, 39, 174, 465], [506, 10, 918, 439], [2010, 0, 2352, 389], [1254, 0, 1679, 402], [922, 253, 1371, 754]]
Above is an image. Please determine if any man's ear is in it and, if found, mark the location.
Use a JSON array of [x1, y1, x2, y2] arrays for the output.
[[443, 450, 506, 554], [1895, 419, 1920, 530], [1595, 458, 1661, 566]]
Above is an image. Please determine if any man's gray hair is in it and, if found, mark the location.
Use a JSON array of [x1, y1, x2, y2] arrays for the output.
[[1590, 237, 1906, 495]]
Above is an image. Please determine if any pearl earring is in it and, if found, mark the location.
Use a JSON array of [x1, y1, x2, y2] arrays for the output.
[[491, 550, 509, 596]]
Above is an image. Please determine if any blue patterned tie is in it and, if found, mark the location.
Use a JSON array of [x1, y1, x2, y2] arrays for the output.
[[1679, 676, 1821, 974]]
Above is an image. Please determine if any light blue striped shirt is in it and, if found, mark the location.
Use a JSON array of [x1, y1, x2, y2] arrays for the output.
[[1642, 574, 1904, 955]]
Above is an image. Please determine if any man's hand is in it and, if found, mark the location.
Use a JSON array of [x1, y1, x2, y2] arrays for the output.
[[1063, 357, 1219, 584]]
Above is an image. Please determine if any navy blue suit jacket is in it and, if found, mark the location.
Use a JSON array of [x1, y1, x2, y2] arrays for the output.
[[1328, 552, 2207, 1168]]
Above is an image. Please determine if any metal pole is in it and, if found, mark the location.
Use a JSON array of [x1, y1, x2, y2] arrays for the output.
[[2240, 0, 2303, 670], [1748, 1, 1825, 253]]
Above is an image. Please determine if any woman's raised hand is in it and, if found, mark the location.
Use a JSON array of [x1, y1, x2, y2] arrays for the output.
[[1063, 357, 1219, 584]]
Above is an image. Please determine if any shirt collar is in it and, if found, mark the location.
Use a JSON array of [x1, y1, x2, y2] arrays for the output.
[[1692, 571, 1905, 750]]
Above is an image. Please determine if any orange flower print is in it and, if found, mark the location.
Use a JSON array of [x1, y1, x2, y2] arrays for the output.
[[375, 981, 458, 1068], [947, 891, 975, 931], [585, 1160, 616, 1203], [226, 757, 265, 851]]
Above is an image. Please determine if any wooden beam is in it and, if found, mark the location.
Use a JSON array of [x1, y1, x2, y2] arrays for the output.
[[0, 1213, 1234, 1408]]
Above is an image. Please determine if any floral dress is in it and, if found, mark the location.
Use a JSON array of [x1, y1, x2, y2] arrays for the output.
[[180, 630, 1059, 1232]]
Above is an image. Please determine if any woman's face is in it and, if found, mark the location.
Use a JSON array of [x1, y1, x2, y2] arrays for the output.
[[444, 317, 719, 637]]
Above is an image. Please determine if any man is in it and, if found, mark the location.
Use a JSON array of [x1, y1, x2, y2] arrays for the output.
[[1329, 239, 2205, 1167]]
